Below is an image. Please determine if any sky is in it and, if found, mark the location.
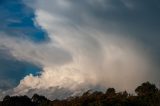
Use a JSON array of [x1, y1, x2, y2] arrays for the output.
[[0, 0, 160, 100]]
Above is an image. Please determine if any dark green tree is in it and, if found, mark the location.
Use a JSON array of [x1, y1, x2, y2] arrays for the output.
[[135, 81, 158, 96]]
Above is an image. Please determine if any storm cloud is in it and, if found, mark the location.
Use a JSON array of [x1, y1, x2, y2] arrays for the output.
[[0, 0, 160, 100]]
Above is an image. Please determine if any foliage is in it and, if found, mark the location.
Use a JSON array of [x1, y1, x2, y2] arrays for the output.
[[0, 82, 160, 106]]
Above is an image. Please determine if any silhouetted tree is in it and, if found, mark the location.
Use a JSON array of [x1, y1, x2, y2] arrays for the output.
[[0, 82, 160, 106], [135, 81, 158, 96], [105, 88, 116, 98], [32, 94, 50, 106], [2, 95, 34, 106]]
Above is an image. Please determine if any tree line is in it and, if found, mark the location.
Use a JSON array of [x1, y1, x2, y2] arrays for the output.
[[0, 81, 160, 106]]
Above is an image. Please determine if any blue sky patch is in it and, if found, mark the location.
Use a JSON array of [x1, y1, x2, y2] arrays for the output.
[[0, 0, 45, 89]]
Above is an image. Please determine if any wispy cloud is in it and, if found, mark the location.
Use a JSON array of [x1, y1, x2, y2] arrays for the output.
[[0, 0, 160, 100]]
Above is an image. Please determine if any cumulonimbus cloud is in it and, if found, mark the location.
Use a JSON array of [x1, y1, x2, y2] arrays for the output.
[[0, 0, 159, 100]]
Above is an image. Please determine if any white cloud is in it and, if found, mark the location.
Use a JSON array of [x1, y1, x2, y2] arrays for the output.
[[0, 0, 157, 100]]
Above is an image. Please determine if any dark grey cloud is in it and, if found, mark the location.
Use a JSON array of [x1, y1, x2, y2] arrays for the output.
[[34, 0, 160, 63], [0, 0, 160, 100]]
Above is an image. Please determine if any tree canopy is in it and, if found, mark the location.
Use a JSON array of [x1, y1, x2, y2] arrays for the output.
[[0, 81, 160, 106]]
